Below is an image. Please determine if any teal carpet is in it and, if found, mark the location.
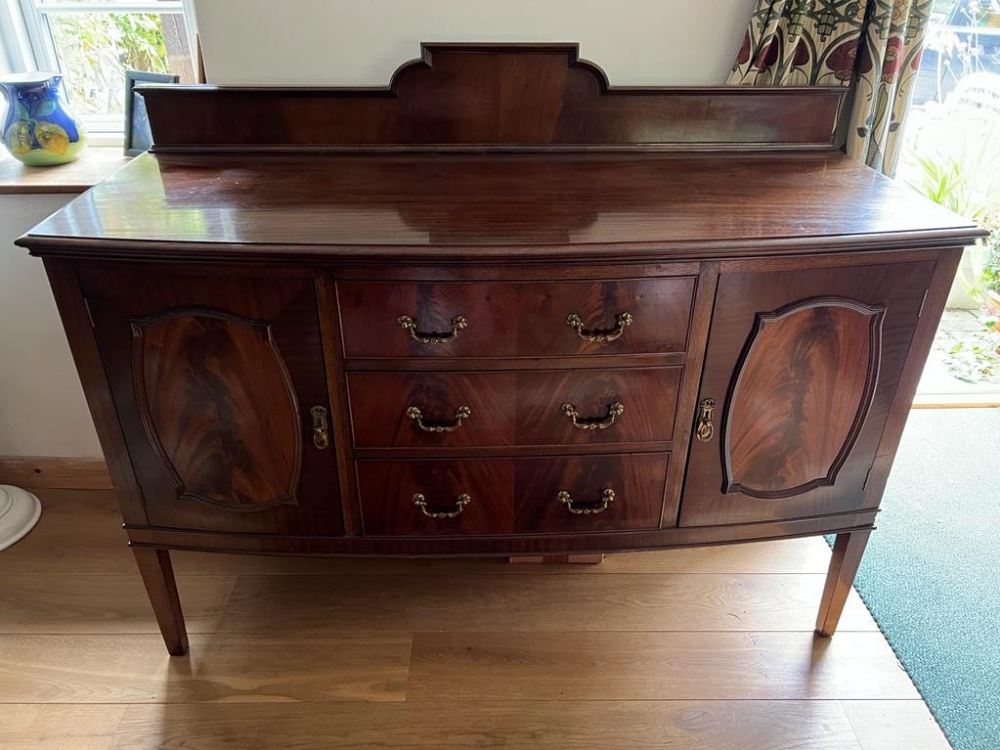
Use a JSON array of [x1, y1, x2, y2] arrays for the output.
[[842, 408, 1000, 750]]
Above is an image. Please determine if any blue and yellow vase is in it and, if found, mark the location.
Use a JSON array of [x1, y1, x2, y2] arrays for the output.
[[1, 73, 86, 166]]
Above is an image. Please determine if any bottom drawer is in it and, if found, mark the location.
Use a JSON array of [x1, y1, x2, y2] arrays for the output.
[[357, 453, 669, 536]]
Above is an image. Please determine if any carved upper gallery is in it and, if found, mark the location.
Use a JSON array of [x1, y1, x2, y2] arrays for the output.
[[138, 43, 846, 152]]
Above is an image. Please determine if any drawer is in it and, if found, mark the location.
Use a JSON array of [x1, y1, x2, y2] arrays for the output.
[[358, 459, 514, 536], [516, 368, 680, 446], [347, 367, 681, 448], [356, 453, 668, 536], [515, 453, 669, 533], [337, 277, 695, 359], [338, 282, 518, 358], [348, 371, 516, 448]]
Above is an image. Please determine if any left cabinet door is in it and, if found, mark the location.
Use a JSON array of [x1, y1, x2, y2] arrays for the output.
[[79, 266, 343, 536]]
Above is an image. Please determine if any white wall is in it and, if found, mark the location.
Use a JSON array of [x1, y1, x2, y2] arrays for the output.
[[194, 0, 755, 86], [0, 0, 755, 458], [0, 193, 102, 457]]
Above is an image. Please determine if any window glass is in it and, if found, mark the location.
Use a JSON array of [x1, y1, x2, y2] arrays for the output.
[[45, 10, 193, 117]]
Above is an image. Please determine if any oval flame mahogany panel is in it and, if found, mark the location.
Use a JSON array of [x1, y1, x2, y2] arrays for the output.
[[132, 309, 302, 510], [723, 297, 885, 499]]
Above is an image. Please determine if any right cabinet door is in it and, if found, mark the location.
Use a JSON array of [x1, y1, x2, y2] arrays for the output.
[[680, 259, 935, 527]]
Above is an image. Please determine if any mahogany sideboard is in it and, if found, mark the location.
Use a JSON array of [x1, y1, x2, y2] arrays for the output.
[[18, 45, 984, 655]]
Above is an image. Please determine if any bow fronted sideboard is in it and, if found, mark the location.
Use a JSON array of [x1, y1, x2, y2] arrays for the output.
[[18, 44, 983, 655]]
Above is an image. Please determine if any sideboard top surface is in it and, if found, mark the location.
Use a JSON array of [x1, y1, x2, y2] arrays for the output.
[[21, 150, 982, 260]]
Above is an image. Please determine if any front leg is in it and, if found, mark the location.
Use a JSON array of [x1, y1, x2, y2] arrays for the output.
[[131, 546, 188, 655], [815, 529, 871, 637]]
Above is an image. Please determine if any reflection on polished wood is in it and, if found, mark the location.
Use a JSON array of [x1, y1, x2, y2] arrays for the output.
[[22, 151, 975, 257]]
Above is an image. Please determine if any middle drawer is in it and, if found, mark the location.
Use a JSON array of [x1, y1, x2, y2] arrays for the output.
[[347, 367, 682, 449]]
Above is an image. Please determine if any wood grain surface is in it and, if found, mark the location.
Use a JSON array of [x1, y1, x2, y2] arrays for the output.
[[0, 489, 948, 750], [347, 371, 517, 449], [138, 44, 845, 151], [78, 266, 343, 536], [218, 572, 875, 635], [356, 459, 515, 536], [407, 631, 919, 701], [514, 453, 668, 532], [134, 311, 301, 510], [516, 368, 680, 445], [724, 299, 882, 498], [681, 261, 936, 527], [0, 147, 129, 195], [0, 634, 410, 703], [0, 456, 112, 490], [0, 490, 837, 576], [22, 152, 979, 258], [108, 701, 865, 750], [348, 368, 680, 449]]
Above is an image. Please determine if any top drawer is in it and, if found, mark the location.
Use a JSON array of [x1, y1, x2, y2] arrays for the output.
[[337, 277, 695, 359]]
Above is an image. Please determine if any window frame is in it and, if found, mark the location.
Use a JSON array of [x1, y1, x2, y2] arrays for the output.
[[10, 0, 197, 133]]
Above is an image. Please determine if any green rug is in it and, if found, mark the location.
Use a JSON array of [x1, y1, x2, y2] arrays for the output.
[[842, 408, 1000, 750]]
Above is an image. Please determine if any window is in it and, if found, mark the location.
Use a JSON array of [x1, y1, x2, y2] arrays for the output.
[[9, 0, 196, 133]]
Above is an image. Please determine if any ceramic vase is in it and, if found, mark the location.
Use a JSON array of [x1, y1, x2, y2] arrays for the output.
[[1, 73, 87, 166]]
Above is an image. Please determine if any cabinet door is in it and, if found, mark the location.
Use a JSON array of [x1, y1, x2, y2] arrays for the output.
[[679, 260, 934, 527], [80, 267, 343, 536]]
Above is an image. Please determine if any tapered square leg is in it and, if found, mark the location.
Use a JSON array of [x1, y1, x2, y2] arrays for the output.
[[131, 546, 188, 655], [815, 530, 871, 637]]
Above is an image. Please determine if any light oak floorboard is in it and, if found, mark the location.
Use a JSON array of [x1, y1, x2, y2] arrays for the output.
[[842, 700, 953, 750], [0, 575, 236, 635], [408, 631, 920, 701], [110, 701, 864, 750], [0, 488, 947, 749], [0, 634, 410, 704], [1, 490, 134, 576], [0, 704, 125, 750], [220, 572, 876, 634]]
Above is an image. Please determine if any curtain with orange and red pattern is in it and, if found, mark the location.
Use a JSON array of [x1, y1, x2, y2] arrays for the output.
[[729, 0, 931, 175]]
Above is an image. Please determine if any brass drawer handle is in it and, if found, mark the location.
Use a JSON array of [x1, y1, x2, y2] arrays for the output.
[[406, 405, 472, 433], [696, 398, 717, 443], [310, 406, 330, 450], [411, 492, 472, 519], [565, 312, 632, 343], [398, 314, 467, 344], [558, 488, 615, 515], [560, 401, 624, 430]]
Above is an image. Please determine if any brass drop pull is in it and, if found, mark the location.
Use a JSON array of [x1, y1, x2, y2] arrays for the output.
[[412, 492, 472, 519], [406, 405, 472, 433], [565, 312, 633, 343], [398, 314, 467, 345], [560, 401, 624, 430], [310, 406, 330, 450], [558, 488, 615, 515], [696, 398, 717, 443]]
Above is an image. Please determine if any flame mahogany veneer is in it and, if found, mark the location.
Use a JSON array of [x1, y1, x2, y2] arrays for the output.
[[18, 45, 984, 655]]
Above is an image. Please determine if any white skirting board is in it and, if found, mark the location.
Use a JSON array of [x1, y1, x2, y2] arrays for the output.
[[0, 485, 41, 551]]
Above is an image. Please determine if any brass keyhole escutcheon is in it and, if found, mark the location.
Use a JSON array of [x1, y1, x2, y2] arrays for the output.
[[311, 406, 330, 450], [696, 398, 717, 443]]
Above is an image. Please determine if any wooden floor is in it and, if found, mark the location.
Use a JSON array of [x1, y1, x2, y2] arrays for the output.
[[0, 489, 951, 750]]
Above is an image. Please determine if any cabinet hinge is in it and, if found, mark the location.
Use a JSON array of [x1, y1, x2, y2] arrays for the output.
[[917, 289, 929, 318], [83, 298, 95, 328]]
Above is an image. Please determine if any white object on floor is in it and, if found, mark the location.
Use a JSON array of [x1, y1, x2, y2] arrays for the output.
[[0, 485, 41, 551]]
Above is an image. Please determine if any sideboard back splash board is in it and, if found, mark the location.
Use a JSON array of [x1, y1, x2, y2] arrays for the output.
[[17, 44, 984, 656]]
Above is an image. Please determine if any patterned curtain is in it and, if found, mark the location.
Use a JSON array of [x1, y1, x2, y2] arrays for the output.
[[729, 0, 932, 175]]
